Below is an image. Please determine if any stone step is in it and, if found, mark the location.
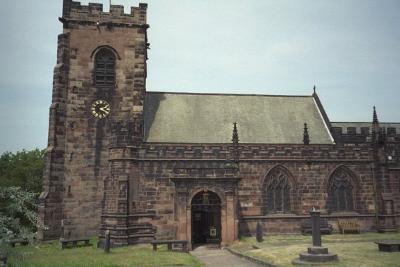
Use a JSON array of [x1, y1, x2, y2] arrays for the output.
[[308, 246, 329, 254], [299, 252, 338, 262]]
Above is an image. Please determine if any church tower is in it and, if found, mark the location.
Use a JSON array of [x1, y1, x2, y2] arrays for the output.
[[39, 0, 150, 244]]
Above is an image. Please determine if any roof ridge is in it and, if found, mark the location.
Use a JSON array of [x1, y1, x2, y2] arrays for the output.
[[146, 91, 312, 97]]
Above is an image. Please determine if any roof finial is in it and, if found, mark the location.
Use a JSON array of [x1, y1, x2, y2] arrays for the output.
[[371, 106, 381, 145], [373, 106, 379, 124], [232, 122, 239, 146], [313, 85, 316, 95], [232, 122, 240, 163], [303, 123, 310, 145]]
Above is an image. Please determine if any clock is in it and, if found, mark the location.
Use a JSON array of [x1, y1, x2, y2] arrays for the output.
[[91, 100, 111, 119]]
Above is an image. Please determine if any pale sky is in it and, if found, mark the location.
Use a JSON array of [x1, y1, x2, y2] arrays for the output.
[[0, 0, 399, 153]]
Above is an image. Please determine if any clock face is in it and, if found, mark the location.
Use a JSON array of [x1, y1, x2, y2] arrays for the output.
[[91, 100, 111, 119]]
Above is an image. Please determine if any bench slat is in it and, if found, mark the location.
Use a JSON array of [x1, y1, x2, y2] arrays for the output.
[[60, 238, 90, 242], [151, 240, 188, 252], [337, 220, 360, 234], [60, 238, 91, 249], [151, 240, 187, 244]]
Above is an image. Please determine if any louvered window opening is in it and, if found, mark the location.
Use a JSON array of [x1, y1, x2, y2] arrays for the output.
[[95, 50, 116, 86]]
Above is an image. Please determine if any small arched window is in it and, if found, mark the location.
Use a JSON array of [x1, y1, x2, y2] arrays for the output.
[[328, 168, 355, 212], [263, 167, 293, 214], [95, 49, 116, 86]]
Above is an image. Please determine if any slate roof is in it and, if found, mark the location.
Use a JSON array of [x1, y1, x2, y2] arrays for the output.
[[143, 92, 334, 144]]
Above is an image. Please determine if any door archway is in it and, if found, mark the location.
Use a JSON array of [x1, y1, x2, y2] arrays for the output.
[[191, 191, 221, 246]]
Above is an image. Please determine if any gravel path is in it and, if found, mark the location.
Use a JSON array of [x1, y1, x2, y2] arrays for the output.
[[190, 246, 264, 267]]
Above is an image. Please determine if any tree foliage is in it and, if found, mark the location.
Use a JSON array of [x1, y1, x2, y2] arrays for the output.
[[0, 149, 45, 252], [0, 149, 45, 193], [0, 187, 39, 241]]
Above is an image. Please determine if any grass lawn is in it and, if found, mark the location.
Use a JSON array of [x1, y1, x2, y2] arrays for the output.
[[230, 233, 400, 267], [7, 239, 203, 267]]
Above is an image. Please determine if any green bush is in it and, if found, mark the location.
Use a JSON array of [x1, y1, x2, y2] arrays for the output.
[[0, 187, 40, 242], [0, 149, 45, 258]]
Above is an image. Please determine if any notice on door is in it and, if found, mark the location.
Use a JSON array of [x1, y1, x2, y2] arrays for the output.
[[210, 227, 217, 237]]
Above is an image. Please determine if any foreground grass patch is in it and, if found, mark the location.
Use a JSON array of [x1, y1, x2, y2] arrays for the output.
[[231, 233, 400, 267], [8, 240, 203, 267]]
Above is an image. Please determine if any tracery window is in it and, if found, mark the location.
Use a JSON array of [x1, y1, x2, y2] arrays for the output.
[[95, 49, 116, 86], [328, 168, 354, 212], [263, 167, 293, 213]]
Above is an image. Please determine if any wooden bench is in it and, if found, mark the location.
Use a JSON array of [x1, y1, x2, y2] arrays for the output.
[[60, 238, 91, 249], [337, 220, 360, 234], [301, 218, 333, 235], [150, 240, 188, 252], [7, 239, 29, 247], [375, 240, 400, 252]]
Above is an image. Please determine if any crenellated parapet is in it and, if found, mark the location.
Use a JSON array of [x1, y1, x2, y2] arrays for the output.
[[331, 122, 400, 144], [62, 0, 148, 27]]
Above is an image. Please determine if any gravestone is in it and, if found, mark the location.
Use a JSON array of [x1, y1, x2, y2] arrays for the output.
[[104, 230, 111, 253], [256, 222, 263, 242]]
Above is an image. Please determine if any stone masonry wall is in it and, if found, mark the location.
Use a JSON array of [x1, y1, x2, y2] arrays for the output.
[[134, 142, 379, 238], [39, 33, 70, 240], [41, 0, 148, 240]]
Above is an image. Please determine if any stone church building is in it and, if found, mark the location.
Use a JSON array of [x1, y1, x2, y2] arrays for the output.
[[39, 1, 400, 248]]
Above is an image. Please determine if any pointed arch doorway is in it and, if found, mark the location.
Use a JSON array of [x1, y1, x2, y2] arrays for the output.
[[191, 191, 221, 246], [171, 176, 241, 249]]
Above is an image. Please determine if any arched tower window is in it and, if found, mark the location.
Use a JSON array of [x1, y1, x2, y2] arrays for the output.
[[327, 167, 355, 212], [263, 166, 294, 214], [95, 49, 116, 86]]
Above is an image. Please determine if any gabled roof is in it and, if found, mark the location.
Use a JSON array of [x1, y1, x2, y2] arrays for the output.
[[143, 92, 334, 144]]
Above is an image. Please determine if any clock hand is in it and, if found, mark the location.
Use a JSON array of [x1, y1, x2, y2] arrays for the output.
[[99, 106, 108, 112]]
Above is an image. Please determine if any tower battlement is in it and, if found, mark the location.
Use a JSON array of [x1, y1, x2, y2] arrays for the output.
[[62, 0, 147, 26]]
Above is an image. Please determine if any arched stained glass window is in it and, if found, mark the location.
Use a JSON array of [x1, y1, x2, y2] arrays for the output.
[[263, 167, 293, 214], [95, 49, 116, 86], [328, 168, 354, 212]]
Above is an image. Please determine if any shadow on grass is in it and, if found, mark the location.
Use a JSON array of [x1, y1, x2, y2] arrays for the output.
[[7, 238, 203, 267], [231, 233, 400, 267]]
